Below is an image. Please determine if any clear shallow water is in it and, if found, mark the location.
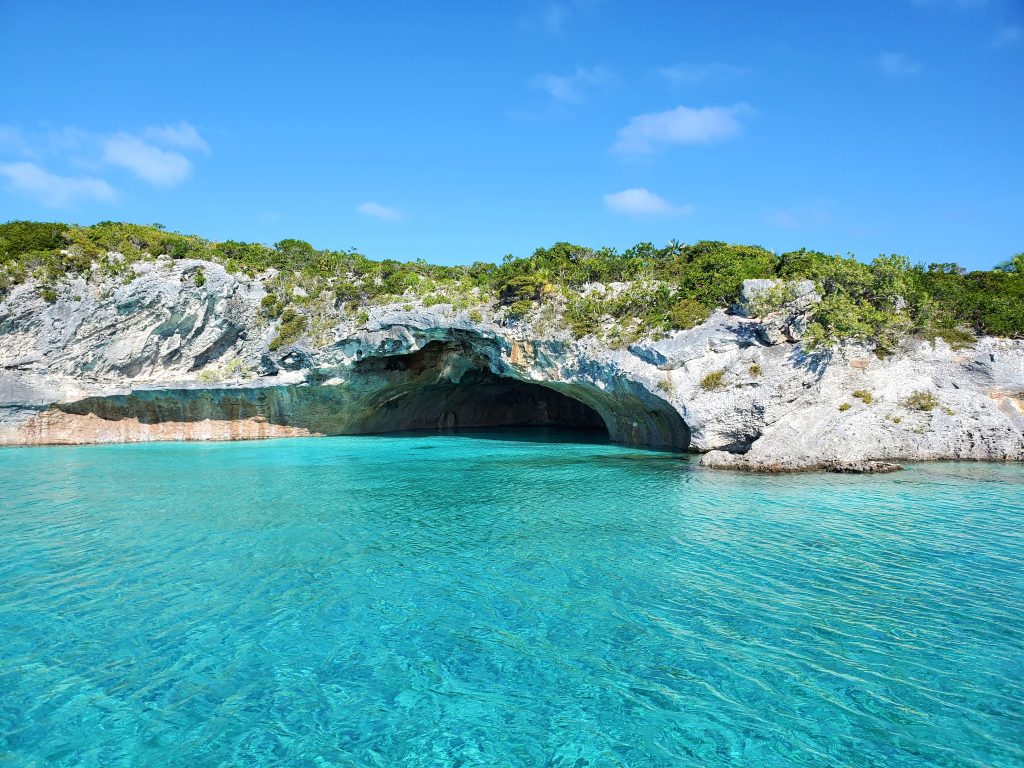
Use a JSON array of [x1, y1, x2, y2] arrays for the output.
[[1, 431, 1022, 768]]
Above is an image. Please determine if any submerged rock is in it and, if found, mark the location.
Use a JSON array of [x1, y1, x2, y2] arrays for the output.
[[700, 451, 904, 474]]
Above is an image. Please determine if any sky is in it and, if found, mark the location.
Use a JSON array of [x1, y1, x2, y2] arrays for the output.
[[1, 1, 1022, 269]]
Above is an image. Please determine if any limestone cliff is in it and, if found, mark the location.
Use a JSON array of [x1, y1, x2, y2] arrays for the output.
[[1, 257, 1022, 471]]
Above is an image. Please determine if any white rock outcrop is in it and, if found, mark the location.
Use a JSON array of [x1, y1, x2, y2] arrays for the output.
[[1, 263, 1022, 471]]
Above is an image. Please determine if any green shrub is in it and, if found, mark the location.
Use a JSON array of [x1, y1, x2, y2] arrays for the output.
[[664, 298, 710, 330], [852, 389, 873, 404], [274, 238, 315, 266], [1, 219, 1022, 346], [904, 390, 939, 412], [269, 307, 307, 350], [919, 325, 976, 350], [468, 309, 483, 322], [379, 267, 419, 297], [194, 267, 206, 287], [749, 363, 762, 377], [332, 280, 361, 304], [568, 315, 599, 338], [700, 370, 726, 391], [507, 299, 533, 319], [838, 402, 851, 412], [196, 368, 222, 384], [39, 286, 57, 304], [261, 294, 284, 319], [749, 281, 800, 317], [497, 274, 544, 305], [0, 221, 68, 258]]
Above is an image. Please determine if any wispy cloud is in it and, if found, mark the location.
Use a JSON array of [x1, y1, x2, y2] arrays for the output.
[[0, 125, 88, 159], [612, 104, 752, 154], [876, 52, 923, 76], [357, 202, 402, 221], [530, 66, 613, 103], [102, 122, 209, 185], [143, 122, 210, 154], [0, 121, 210, 207], [991, 25, 1022, 48], [655, 62, 746, 86], [603, 188, 693, 217], [0, 161, 116, 207], [102, 134, 194, 186]]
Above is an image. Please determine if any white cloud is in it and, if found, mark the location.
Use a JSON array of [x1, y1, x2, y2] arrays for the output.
[[357, 202, 402, 221], [0, 121, 209, 206], [656, 62, 746, 86], [143, 122, 210, 154], [102, 134, 193, 186], [530, 66, 613, 103], [0, 125, 88, 159], [876, 52, 923, 76], [991, 25, 1022, 48], [612, 104, 752, 154], [603, 188, 693, 217], [101, 124, 208, 185], [0, 161, 115, 207]]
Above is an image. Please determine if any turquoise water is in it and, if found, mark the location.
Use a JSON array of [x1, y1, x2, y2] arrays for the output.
[[1, 432, 1022, 767]]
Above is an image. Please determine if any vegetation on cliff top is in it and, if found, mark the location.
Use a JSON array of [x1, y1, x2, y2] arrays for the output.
[[1, 220, 1022, 350]]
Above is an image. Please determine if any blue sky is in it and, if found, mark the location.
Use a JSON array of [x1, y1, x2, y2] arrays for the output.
[[1, 1, 1021, 269]]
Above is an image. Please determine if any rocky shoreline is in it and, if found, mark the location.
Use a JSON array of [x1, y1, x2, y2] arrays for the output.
[[1, 257, 1022, 471]]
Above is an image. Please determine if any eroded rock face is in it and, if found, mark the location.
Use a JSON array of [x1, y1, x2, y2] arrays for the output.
[[1, 265, 1022, 471]]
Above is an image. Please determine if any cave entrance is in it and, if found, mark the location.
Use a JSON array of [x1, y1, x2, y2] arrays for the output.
[[356, 370, 609, 437], [348, 340, 691, 451], [47, 340, 690, 450]]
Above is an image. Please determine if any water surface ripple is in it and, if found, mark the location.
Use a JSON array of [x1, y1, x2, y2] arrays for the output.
[[1, 432, 1022, 767]]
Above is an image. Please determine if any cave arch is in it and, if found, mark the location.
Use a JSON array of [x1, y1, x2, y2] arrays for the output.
[[345, 340, 691, 451], [48, 338, 691, 452]]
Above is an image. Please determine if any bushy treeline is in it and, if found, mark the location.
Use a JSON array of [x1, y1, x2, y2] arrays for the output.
[[1, 220, 1021, 349]]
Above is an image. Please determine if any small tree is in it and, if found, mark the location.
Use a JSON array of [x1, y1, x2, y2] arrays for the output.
[[994, 252, 1024, 274]]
